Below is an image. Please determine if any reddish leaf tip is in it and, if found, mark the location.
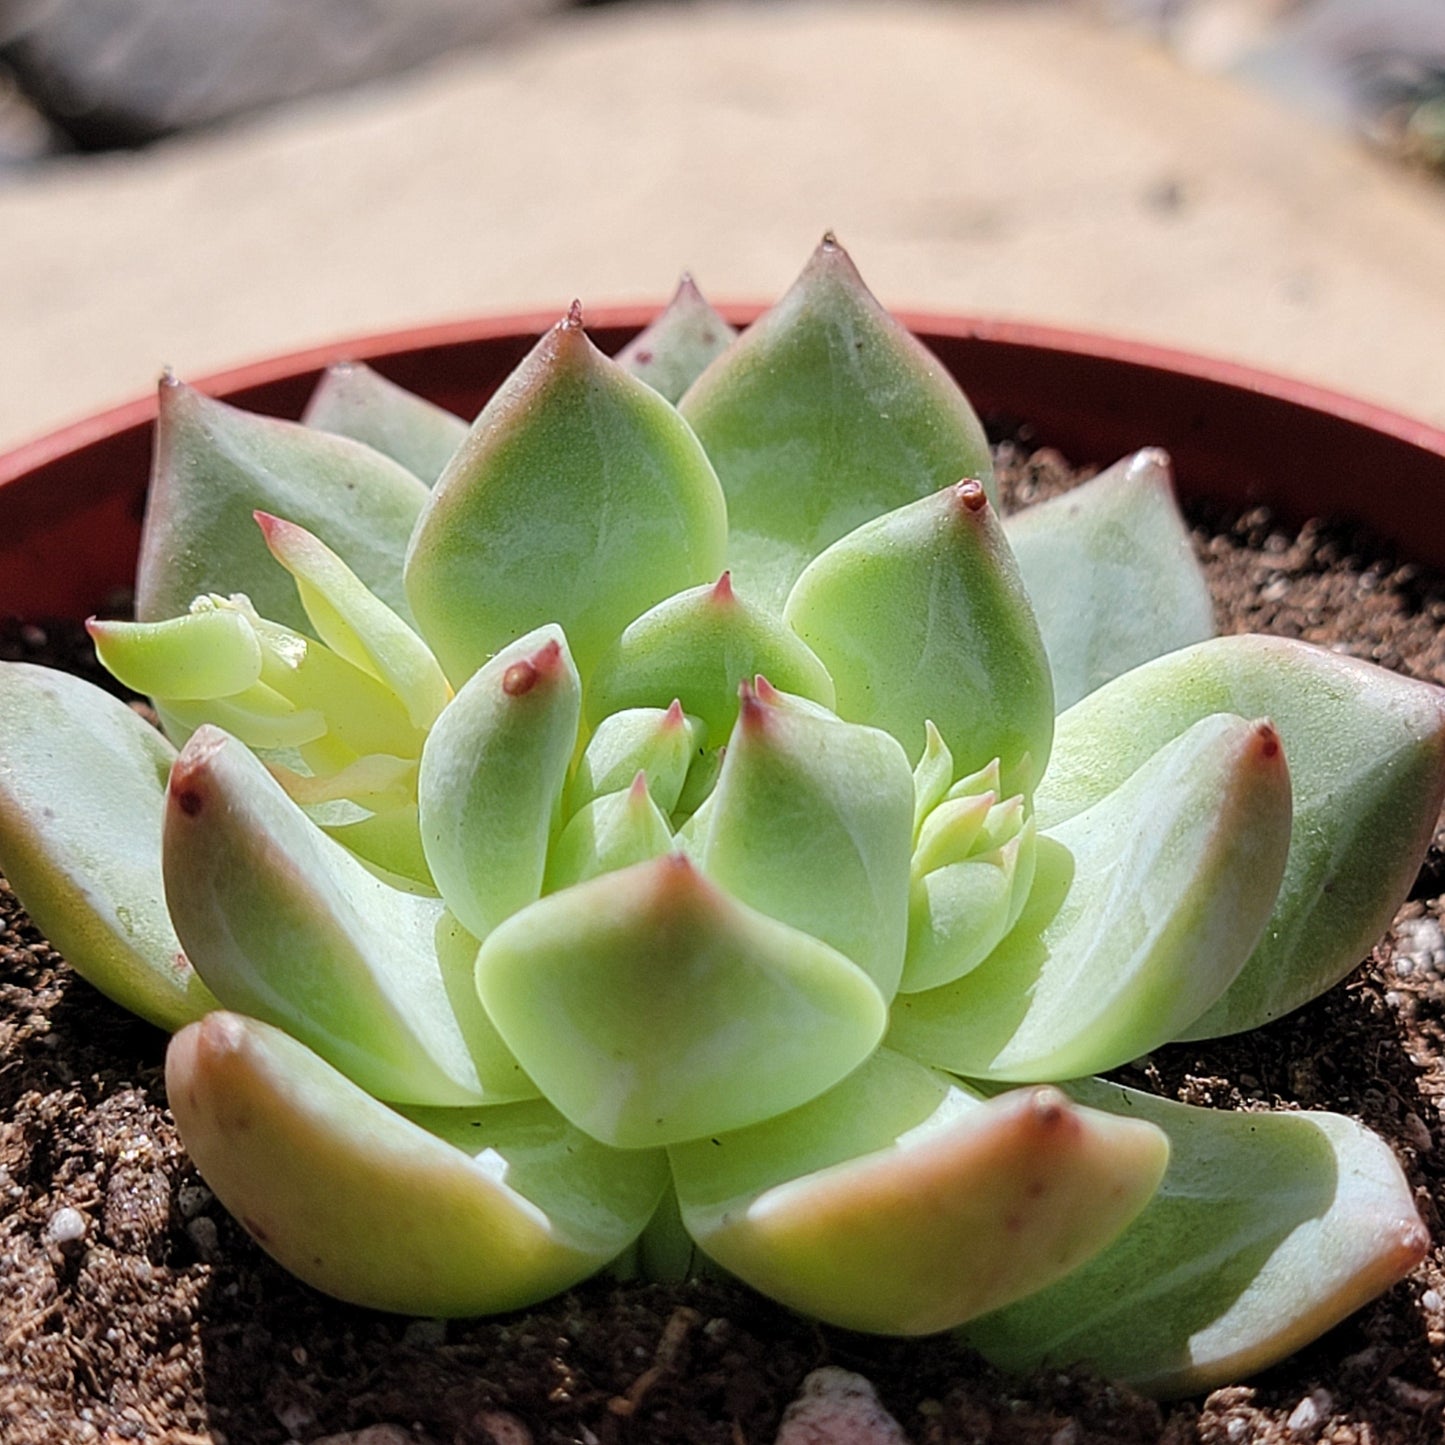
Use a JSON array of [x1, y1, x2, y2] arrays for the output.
[[564, 299, 585, 331], [753, 675, 782, 704], [662, 699, 686, 730], [1253, 722, 1283, 761], [1029, 1086, 1073, 1133], [502, 638, 565, 696], [737, 677, 766, 729], [194, 1008, 248, 1061], [710, 571, 736, 606], [628, 770, 650, 802], [656, 850, 701, 895], [955, 479, 989, 514], [169, 729, 227, 816]]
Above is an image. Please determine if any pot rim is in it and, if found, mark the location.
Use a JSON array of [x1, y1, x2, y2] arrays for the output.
[[4, 307, 1444, 479]]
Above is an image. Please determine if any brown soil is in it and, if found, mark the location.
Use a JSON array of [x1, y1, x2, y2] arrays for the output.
[[5, 445, 1445, 1445]]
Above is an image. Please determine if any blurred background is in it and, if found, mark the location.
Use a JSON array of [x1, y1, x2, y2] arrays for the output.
[[1, 0, 1443, 449]]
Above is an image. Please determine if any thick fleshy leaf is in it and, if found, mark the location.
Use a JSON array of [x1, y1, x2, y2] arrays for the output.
[[888, 714, 1292, 1080], [680, 234, 993, 610], [586, 574, 836, 748], [404, 307, 728, 681], [699, 680, 915, 997], [303, 360, 469, 485], [475, 853, 887, 1149], [167, 1013, 665, 1315], [322, 801, 433, 892], [163, 726, 524, 1105], [417, 626, 580, 941], [671, 1050, 1168, 1335], [785, 481, 1054, 793], [565, 701, 705, 818], [911, 721, 955, 838], [1004, 449, 1215, 710], [256, 513, 450, 731], [902, 793, 1037, 995], [615, 274, 738, 404], [89, 608, 262, 701], [964, 1079, 1429, 1398], [137, 377, 427, 631], [1037, 635, 1445, 1036], [543, 774, 674, 892], [0, 664, 215, 1031]]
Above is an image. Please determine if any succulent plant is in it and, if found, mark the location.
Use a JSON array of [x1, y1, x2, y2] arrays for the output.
[[1, 236, 1441, 1399]]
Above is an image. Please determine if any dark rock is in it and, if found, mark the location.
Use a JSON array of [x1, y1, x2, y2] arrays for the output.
[[0, 0, 564, 149]]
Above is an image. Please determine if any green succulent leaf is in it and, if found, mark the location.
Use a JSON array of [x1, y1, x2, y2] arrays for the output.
[[1004, 449, 1216, 710], [303, 360, 469, 485], [544, 775, 675, 893], [679, 234, 994, 610], [903, 802, 1037, 995], [0, 663, 216, 1031], [699, 679, 915, 998], [672, 742, 725, 828], [131, 597, 424, 764], [615, 274, 738, 404], [911, 721, 955, 838], [255, 512, 451, 731], [963, 1079, 1429, 1398], [89, 608, 263, 700], [475, 853, 887, 1149], [671, 1049, 1168, 1335], [163, 726, 525, 1105], [889, 713, 1292, 1080], [137, 377, 427, 631], [417, 625, 581, 941], [167, 1012, 665, 1316], [321, 802, 433, 892], [1037, 635, 1445, 1036], [404, 308, 728, 682], [566, 702, 705, 818], [586, 573, 836, 748], [785, 481, 1054, 794]]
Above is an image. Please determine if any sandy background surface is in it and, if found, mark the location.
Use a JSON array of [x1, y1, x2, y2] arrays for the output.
[[2, 0, 1444, 450]]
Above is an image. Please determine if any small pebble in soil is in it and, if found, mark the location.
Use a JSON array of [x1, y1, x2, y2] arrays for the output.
[[43, 1206, 86, 1245], [185, 1215, 220, 1261], [176, 1181, 213, 1219], [400, 1317, 448, 1348], [774, 1367, 910, 1445], [1285, 1388, 1332, 1437], [1394, 915, 1445, 980]]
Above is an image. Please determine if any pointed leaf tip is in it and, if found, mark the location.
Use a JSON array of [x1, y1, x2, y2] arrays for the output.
[[565, 299, 584, 330], [1254, 721, 1282, 760], [167, 726, 227, 816], [476, 852, 886, 1147], [710, 571, 736, 605], [502, 638, 564, 697], [737, 677, 770, 733], [955, 480, 989, 514]]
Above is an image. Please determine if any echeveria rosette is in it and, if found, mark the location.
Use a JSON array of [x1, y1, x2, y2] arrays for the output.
[[0, 239, 1439, 1399]]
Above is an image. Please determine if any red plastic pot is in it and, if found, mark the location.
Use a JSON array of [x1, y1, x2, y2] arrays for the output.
[[3, 308, 1445, 622]]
